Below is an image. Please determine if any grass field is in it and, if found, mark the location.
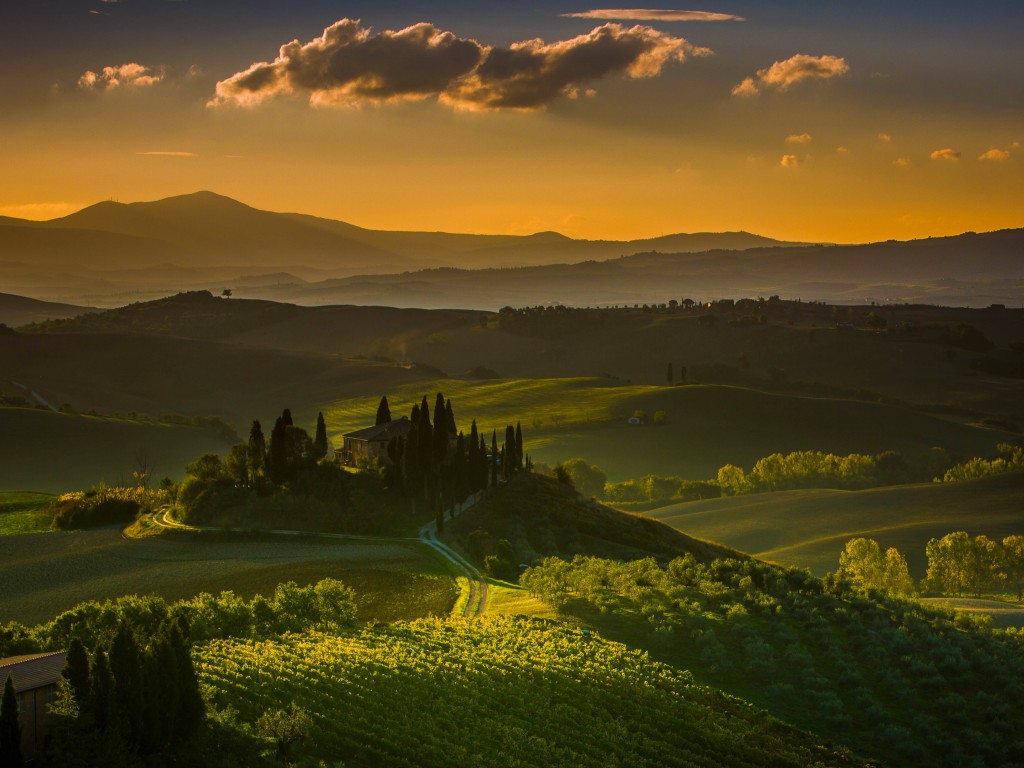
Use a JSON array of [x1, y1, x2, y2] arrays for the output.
[[0, 407, 237, 493], [0, 490, 53, 535], [323, 378, 1017, 481], [0, 528, 455, 625], [646, 470, 1024, 576]]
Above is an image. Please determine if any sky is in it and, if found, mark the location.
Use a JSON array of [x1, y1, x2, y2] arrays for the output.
[[1, 0, 1022, 243]]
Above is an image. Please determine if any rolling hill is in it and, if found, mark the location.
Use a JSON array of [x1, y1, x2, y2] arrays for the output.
[[0, 292, 95, 326], [646, 470, 1024, 576]]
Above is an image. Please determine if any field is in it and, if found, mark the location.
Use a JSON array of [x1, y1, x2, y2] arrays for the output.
[[196, 617, 870, 767], [647, 470, 1024, 576], [0, 490, 53, 535], [0, 528, 455, 625], [0, 407, 238, 493], [324, 378, 1017, 481]]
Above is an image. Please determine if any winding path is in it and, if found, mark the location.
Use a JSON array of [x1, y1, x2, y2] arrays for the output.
[[152, 500, 489, 617]]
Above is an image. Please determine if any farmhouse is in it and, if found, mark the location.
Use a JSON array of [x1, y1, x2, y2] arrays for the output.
[[341, 417, 413, 465], [0, 651, 66, 760]]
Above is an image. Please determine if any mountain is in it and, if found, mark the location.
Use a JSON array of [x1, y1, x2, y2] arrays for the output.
[[0, 191, 813, 305], [0, 292, 95, 327]]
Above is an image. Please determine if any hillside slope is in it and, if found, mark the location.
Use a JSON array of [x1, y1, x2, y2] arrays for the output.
[[648, 470, 1024, 575], [442, 473, 741, 567], [197, 618, 871, 767]]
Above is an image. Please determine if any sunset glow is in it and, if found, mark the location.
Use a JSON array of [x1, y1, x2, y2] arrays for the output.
[[2, 0, 1021, 243]]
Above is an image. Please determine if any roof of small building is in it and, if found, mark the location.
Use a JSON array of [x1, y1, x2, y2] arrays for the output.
[[343, 416, 413, 443], [0, 652, 66, 692]]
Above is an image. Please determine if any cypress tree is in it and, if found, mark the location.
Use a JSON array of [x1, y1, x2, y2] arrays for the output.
[[269, 417, 288, 485], [376, 395, 392, 425], [410, 403, 420, 424], [453, 432, 467, 509], [313, 412, 328, 461], [501, 444, 509, 483], [418, 397, 433, 477], [433, 393, 448, 463], [168, 624, 203, 742], [505, 425, 516, 475], [109, 625, 143, 749], [469, 420, 480, 493], [0, 675, 21, 768], [515, 422, 524, 472], [248, 420, 266, 482], [490, 430, 498, 488], [140, 635, 177, 754], [89, 649, 115, 733], [445, 399, 456, 435], [281, 408, 294, 427], [62, 637, 91, 711]]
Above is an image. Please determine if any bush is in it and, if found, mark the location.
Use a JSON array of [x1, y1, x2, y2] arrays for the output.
[[49, 485, 167, 530]]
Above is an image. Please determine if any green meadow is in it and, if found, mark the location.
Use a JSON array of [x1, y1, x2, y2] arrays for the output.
[[0, 407, 237, 493], [646, 470, 1024, 576], [322, 378, 1016, 481], [0, 490, 53, 535]]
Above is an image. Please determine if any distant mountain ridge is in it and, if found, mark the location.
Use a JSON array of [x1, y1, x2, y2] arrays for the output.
[[0, 190, 811, 274], [0, 191, 1020, 308]]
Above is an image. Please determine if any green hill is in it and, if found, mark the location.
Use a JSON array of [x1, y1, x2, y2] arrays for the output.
[[647, 470, 1024, 575], [442, 473, 740, 569], [0, 407, 237, 493], [324, 378, 1018, 481], [196, 617, 870, 768]]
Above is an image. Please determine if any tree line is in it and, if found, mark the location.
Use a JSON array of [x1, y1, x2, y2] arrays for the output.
[[837, 533, 1024, 598]]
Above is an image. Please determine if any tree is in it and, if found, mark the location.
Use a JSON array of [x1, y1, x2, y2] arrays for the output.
[[281, 408, 294, 427], [269, 417, 288, 485], [514, 422, 523, 472], [883, 547, 914, 595], [1001, 535, 1024, 600], [838, 538, 885, 589], [0, 674, 21, 768], [257, 703, 311, 759], [433, 393, 449, 464], [557, 459, 606, 499], [89, 649, 115, 732], [313, 412, 329, 461], [375, 395, 391, 426], [109, 625, 143, 748], [716, 464, 747, 496], [925, 531, 993, 596], [62, 637, 91, 712], [490, 430, 498, 489], [247, 420, 266, 482]]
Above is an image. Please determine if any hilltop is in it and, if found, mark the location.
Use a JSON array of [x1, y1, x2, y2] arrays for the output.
[[442, 473, 741, 570]]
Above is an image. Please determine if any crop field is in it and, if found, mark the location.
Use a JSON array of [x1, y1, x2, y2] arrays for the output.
[[0, 528, 454, 625], [196, 617, 869, 767], [0, 407, 236, 493], [648, 470, 1024, 576], [323, 378, 1016, 481], [0, 490, 53, 535]]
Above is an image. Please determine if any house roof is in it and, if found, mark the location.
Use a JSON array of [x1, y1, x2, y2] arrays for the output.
[[343, 416, 413, 443], [0, 652, 66, 692]]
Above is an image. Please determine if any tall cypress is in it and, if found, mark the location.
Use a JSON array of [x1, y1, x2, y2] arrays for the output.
[[453, 432, 467, 509], [248, 420, 266, 482], [0, 674, 21, 768], [514, 422, 524, 472], [62, 637, 91, 711], [269, 417, 288, 485], [445, 399, 456, 435], [109, 625, 144, 749], [433, 393, 448, 463], [505, 425, 516, 477], [168, 624, 204, 742], [418, 397, 433, 476], [89, 649, 115, 733], [313, 412, 329, 460], [376, 395, 392, 425], [469, 420, 480, 493], [281, 408, 294, 427], [490, 430, 498, 488]]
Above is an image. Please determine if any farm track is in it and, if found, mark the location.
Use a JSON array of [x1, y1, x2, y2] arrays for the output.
[[153, 500, 489, 617]]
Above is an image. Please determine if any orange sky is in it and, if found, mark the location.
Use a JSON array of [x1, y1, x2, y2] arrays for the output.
[[1, 2, 1021, 244]]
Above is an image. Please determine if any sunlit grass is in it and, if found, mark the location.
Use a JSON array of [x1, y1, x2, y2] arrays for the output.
[[0, 490, 53, 535]]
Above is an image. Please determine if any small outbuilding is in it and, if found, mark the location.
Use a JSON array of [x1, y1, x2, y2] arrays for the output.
[[341, 417, 413, 466], [1, 651, 66, 761]]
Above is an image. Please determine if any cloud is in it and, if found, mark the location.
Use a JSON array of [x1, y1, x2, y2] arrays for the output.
[[780, 154, 800, 168], [892, 157, 910, 167], [211, 18, 709, 110], [562, 9, 744, 22], [878, 133, 892, 143], [978, 148, 1010, 162], [78, 63, 164, 90], [732, 54, 848, 96], [785, 133, 811, 144], [929, 148, 960, 161], [136, 151, 197, 156], [836, 146, 849, 154]]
